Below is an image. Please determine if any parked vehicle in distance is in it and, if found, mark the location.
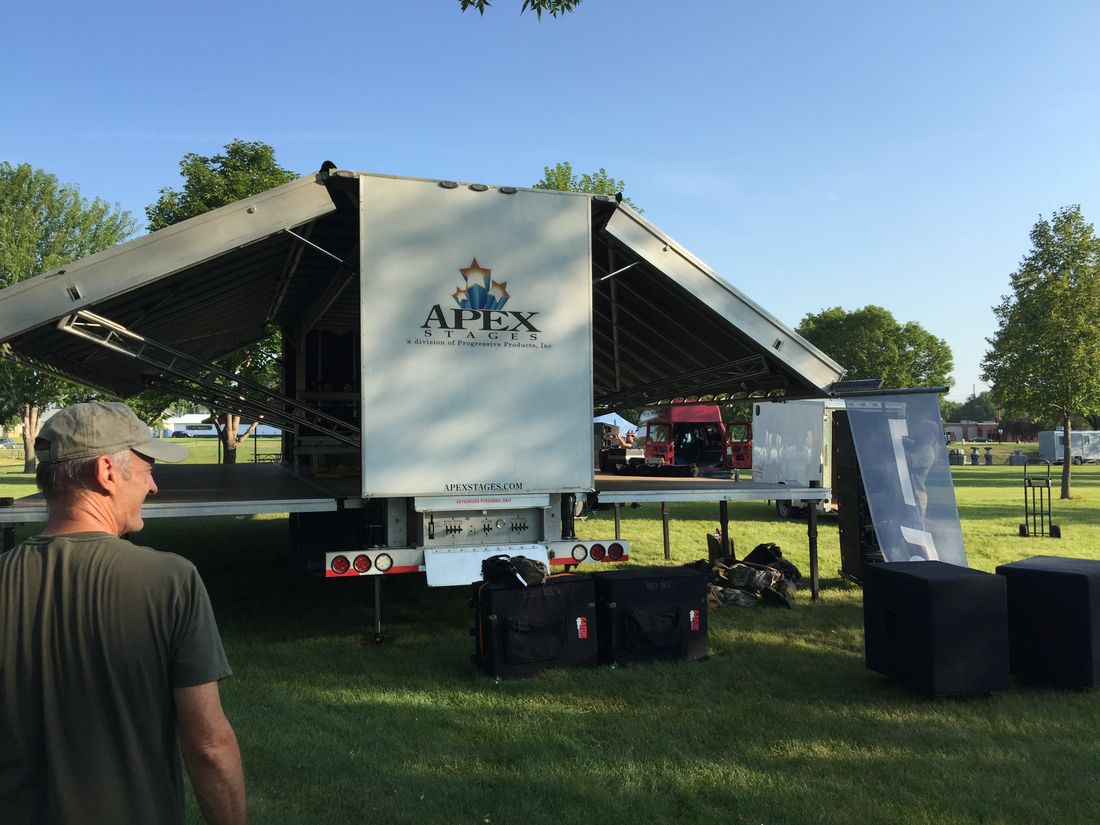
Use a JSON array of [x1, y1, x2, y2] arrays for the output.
[[635, 404, 750, 472], [1038, 429, 1100, 464], [170, 431, 192, 438]]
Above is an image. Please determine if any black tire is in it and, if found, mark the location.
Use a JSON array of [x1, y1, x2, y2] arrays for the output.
[[1019, 524, 1029, 537], [1073, 456, 1083, 465], [776, 499, 803, 519]]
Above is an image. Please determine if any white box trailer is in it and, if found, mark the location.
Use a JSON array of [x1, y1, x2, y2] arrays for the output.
[[1038, 430, 1100, 464], [0, 168, 845, 610], [752, 399, 845, 517]]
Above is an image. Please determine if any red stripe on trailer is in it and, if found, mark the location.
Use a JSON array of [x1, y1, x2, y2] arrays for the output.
[[549, 554, 629, 565], [325, 569, 359, 578], [384, 565, 421, 575]]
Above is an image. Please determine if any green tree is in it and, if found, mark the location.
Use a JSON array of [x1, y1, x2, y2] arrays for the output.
[[145, 139, 297, 462], [0, 162, 135, 471], [982, 205, 1100, 498], [460, 0, 580, 18], [146, 140, 297, 231], [954, 391, 999, 422], [796, 305, 954, 390], [533, 161, 641, 210]]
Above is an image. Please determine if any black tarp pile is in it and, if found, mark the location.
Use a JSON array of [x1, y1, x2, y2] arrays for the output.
[[688, 542, 802, 609]]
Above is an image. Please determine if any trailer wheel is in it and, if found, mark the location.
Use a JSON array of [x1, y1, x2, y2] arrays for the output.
[[1018, 523, 1029, 537], [776, 499, 803, 519], [1073, 455, 1083, 465]]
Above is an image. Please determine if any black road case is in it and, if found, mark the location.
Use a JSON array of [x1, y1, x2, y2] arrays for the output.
[[591, 567, 708, 665], [863, 561, 1009, 697], [472, 574, 598, 679], [996, 555, 1100, 689]]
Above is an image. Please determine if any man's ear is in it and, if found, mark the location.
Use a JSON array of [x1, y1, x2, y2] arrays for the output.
[[93, 455, 120, 494]]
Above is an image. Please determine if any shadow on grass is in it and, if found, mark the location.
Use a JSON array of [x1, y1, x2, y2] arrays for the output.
[[40, 511, 1089, 825]]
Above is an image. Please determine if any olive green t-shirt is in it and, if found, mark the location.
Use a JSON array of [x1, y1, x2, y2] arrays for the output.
[[0, 532, 232, 825]]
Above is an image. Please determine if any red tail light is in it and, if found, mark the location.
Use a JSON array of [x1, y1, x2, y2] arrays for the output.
[[331, 555, 350, 574], [608, 543, 625, 560], [590, 543, 607, 561], [353, 554, 371, 573]]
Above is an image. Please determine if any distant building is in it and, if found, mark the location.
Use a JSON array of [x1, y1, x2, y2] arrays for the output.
[[942, 421, 1001, 443]]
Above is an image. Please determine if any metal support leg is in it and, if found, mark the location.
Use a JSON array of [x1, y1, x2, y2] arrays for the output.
[[613, 503, 621, 540], [661, 501, 671, 561], [373, 576, 384, 644], [562, 493, 577, 540], [808, 504, 819, 601], [719, 500, 730, 559]]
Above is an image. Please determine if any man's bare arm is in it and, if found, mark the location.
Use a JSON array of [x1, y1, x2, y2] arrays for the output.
[[175, 681, 248, 825]]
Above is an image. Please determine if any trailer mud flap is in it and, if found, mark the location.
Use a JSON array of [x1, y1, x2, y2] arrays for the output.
[[424, 545, 549, 587]]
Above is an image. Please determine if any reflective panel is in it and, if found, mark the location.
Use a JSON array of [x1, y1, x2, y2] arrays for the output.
[[846, 393, 966, 566]]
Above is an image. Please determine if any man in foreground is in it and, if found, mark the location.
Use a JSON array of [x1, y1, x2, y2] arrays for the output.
[[0, 401, 247, 824]]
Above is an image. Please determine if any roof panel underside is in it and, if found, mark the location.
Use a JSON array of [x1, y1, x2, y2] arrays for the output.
[[1, 177, 836, 407]]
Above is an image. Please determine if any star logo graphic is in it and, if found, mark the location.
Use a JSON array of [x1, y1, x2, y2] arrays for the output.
[[454, 258, 510, 310]]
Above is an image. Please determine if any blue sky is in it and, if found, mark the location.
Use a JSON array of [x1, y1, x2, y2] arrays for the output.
[[4, 0, 1098, 402]]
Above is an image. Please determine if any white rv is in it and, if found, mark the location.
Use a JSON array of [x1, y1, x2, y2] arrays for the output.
[[1038, 430, 1100, 464], [164, 414, 281, 438]]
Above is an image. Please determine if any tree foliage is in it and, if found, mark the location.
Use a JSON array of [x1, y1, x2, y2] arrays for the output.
[[533, 161, 640, 210], [796, 305, 954, 391], [146, 139, 297, 231], [0, 162, 135, 470], [943, 391, 999, 423], [982, 205, 1100, 498], [144, 140, 297, 462], [460, 0, 581, 18]]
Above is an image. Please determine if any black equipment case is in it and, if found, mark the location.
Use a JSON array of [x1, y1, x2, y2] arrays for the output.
[[863, 561, 1009, 697], [591, 567, 708, 665], [472, 574, 598, 679], [996, 555, 1100, 689]]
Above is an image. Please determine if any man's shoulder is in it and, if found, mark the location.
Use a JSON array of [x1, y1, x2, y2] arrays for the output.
[[116, 538, 198, 578], [50, 533, 200, 584]]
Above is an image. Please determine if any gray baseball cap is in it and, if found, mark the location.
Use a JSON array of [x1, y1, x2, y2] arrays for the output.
[[35, 401, 189, 464]]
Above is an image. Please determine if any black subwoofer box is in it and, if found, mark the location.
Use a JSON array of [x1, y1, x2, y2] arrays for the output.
[[996, 555, 1100, 689], [591, 567, 708, 665], [472, 574, 597, 679], [863, 561, 1009, 697]]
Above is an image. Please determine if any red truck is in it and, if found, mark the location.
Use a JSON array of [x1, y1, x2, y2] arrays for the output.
[[635, 404, 751, 471]]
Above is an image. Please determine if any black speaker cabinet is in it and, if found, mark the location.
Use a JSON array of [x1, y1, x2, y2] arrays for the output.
[[832, 410, 883, 583], [996, 556, 1100, 689], [591, 567, 708, 665], [472, 574, 598, 679], [863, 561, 1009, 697]]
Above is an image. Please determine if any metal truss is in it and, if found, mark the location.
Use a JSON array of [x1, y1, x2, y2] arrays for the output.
[[594, 354, 782, 410], [56, 310, 361, 447]]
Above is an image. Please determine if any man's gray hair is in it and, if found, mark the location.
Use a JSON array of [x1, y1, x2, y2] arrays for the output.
[[36, 449, 133, 503]]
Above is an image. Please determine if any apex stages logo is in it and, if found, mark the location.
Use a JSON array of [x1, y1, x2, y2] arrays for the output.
[[417, 259, 545, 348]]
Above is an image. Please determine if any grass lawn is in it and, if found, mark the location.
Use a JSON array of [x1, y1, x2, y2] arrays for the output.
[[1, 457, 1098, 824]]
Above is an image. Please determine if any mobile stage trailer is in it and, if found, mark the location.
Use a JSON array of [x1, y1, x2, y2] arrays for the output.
[[0, 168, 845, 619]]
